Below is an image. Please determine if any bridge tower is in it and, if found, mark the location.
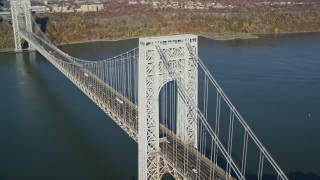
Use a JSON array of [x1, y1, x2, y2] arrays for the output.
[[138, 35, 198, 179], [10, 0, 34, 52]]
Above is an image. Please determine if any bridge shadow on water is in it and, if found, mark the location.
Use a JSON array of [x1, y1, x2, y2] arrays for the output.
[[34, 16, 49, 33], [22, 16, 49, 50]]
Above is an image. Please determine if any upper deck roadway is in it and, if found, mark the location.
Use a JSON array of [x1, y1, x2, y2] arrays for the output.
[[19, 29, 229, 180]]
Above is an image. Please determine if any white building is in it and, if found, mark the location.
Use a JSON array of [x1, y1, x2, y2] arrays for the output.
[[31, 5, 49, 13], [52, 5, 63, 12], [129, 0, 138, 5], [79, 3, 103, 12], [52, 4, 75, 13]]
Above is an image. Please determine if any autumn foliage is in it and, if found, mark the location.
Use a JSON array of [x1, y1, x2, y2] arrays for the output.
[[0, 4, 320, 49], [41, 7, 320, 45]]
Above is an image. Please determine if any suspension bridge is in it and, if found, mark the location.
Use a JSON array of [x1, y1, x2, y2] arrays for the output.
[[9, 0, 288, 179]]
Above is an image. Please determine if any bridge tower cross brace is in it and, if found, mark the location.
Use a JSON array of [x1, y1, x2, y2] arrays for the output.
[[10, 0, 34, 52], [138, 35, 198, 179]]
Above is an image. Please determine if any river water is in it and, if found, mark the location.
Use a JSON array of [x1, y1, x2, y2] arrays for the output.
[[0, 33, 319, 180]]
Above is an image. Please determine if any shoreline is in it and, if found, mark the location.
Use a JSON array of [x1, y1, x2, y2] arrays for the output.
[[58, 33, 259, 46], [0, 48, 15, 53], [57, 33, 259, 46], [199, 33, 259, 40], [1, 31, 319, 51], [58, 36, 142, 46], [56, 31, 320, 47]]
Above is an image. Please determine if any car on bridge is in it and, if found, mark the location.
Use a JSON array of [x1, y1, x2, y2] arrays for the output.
[[192, 168, 198, 174], [115, 97, 123, 104]]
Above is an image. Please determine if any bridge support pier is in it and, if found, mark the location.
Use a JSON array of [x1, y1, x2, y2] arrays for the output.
[[10, 0, 35, 52], [138, 35, 198, 179]]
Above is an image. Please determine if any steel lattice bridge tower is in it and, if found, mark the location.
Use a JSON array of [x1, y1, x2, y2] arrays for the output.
[[10, 0, 289, 179]]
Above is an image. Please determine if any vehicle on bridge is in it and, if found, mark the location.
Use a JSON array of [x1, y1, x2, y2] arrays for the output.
[[192, 168, 198, 174], [115, 97, 123, 104]]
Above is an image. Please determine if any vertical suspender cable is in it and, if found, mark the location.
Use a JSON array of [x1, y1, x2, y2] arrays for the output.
[[227, 110, 234, 179], [258, 151, 264, 180], [214, 92, 221, 165], [241, 131, 248, 178]]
